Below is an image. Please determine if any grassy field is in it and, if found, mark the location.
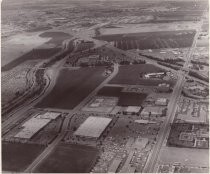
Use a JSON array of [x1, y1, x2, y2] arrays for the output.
[[2, 142, 45, 172], [109, 64, 175, 86], [118, 92, 147, 106], [97, 86, 123, 97], [2, 48, 61, 71], [95, 30, 195, 50], [35, 143, 99, 173], [36, 67, 106, 109]]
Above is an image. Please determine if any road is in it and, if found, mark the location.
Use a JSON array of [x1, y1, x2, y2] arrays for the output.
[[24, 63, 119, 172], [143, 19, 203, 173]]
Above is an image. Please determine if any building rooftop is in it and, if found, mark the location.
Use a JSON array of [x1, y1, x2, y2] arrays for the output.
[[125, 106, 141, 113], [74, 116, 112, 138], [14, 117, 51, 139]]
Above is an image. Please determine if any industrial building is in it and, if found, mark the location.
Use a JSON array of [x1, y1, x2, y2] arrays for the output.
[[123, 106, 141, 115], [155, 98, 168, 106], [74, 116, 112, 139], [144, 72, 165, 79], [157, 83, 170, 92], [141, 106, 165, 118], [14, 112, 61, 140]]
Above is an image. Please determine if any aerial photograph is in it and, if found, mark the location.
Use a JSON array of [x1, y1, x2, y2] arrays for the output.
[[1, 0, 209, 173]]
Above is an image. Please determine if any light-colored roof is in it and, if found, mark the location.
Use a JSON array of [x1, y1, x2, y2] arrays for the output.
[[36, 112, 61, 120], [125, 106, 141, 113], [142, 106, 163, 114], [15, 117, 51, 139], [74, 116, 112, 138], [156, 98, 167, 102]]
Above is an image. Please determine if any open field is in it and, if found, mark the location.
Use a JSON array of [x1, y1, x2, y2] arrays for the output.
[[99, 22, 199, 35], [109, 64, 175, 86], [118, 92, 147, 106], [159, 146, 209, 168], [2, 31, 72, 71], [39, 31, 71, 46], [2, 48, 61, 72], [36, 67, 106, 109], [97, 86, 123, 97], [1, 32, 52, 67], [2, 142, 45, 172], [95, 30, 195, 50], [35, 143, 99, 173]]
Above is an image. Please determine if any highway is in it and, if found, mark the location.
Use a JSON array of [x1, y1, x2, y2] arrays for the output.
[[143, 19, 203, 173]]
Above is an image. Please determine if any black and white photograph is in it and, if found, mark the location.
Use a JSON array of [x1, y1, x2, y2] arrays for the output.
[[1, 0, 209, 173]]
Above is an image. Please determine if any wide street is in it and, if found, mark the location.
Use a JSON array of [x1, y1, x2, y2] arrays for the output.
[[143, 19, 203, 173]]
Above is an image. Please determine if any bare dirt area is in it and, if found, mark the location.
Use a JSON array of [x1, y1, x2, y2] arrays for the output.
[[99, 21, 199, 35], [1, 32, 51, 67], [158, 146, 209, 167]]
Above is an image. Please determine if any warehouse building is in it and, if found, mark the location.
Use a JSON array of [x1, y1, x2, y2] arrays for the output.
[[141, 107, 165, 118], [157, 83, 170, 92], [14, 112, 61, 140], [123, 106, 141, 115], [155, 98, 168, 106], [74, 116, 112, 140]]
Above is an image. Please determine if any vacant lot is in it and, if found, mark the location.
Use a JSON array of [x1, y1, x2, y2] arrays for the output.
[[118, 92, 147, 106], [37, 67, 106, 109], [35, 143, 99, 173], [109, 64, 174, 86], [95, 30, 195, 50], [159, 146, 209, 167], [2, 142, 45, 172], [97, 86, 123, 97], [2, 48, 61, 71], [39, 31, 71, 46]]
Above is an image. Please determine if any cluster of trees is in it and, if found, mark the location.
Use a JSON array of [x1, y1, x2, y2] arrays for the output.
[[157, 62, 180, 70], [189, 70, 209, 82]]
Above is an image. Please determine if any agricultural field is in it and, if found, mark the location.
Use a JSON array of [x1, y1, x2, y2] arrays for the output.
[[35, 143, 99, 173], [2, 142, 45, 172], [109, 64, 175, 86], [95, 30, 196, 50], [138, 48, 189, 62], [36, 67, 107, 109]]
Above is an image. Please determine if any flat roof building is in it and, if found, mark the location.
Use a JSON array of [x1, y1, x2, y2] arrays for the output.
[[74, 116, 112, 138], [14, 112, 61, 140], [141, 106, 165, 117], [124, 106, 141, 114], [155, 98, 168, 106], [14, 117, 51, 139]]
